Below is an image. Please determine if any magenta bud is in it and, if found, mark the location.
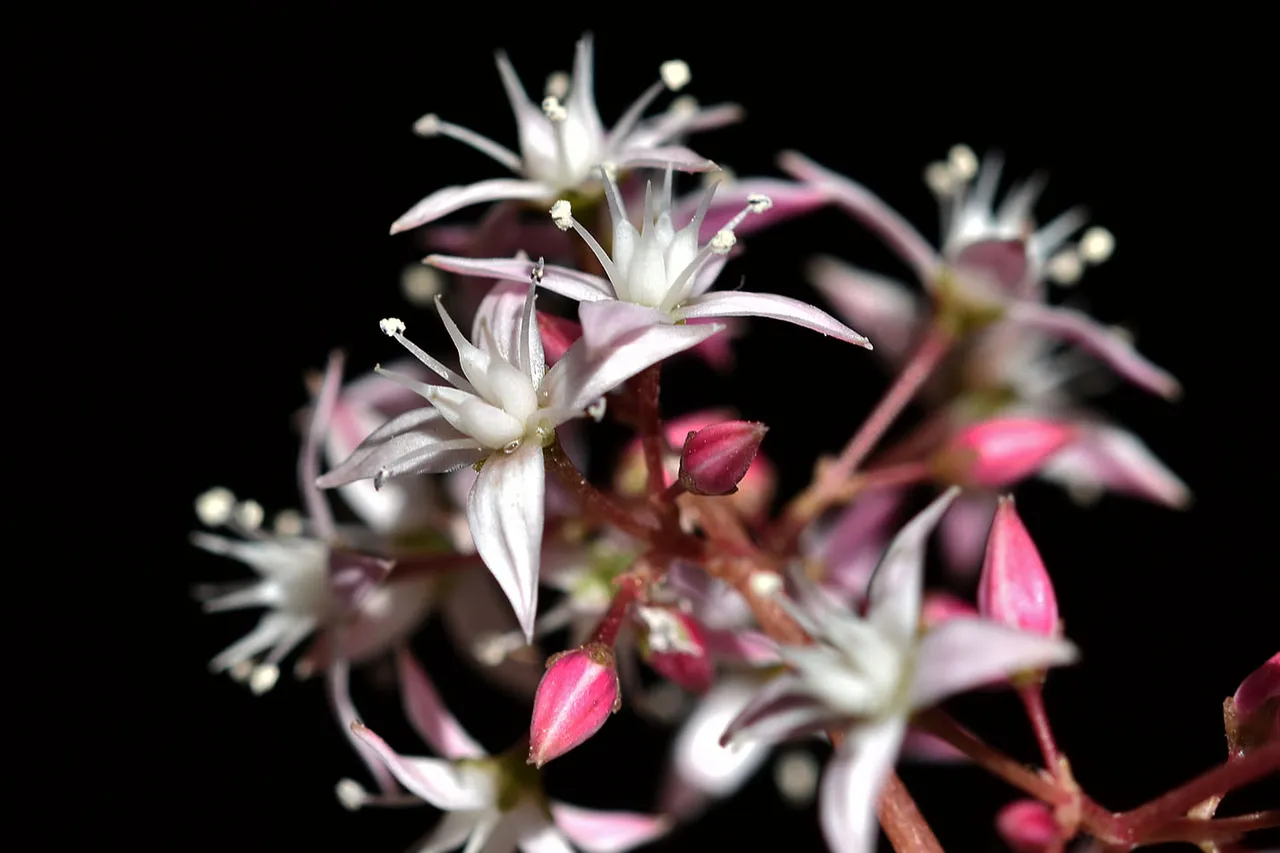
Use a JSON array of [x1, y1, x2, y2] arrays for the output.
[[636, 606, 715, 693], [536, 311, 582, 365], [678, 420, 769, 496], [528, 642, 620, 767], [978, 497, 1060, 637], [936, 418, 1076, 489], [996, 800, 1061, 853], [1231, 652, 1279, 749]]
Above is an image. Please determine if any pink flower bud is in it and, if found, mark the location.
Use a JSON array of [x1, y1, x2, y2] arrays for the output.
[[996, 800, 1061, 853], [935, 418, 1076, 489], [636, 606, 714, 693], [978, 497, 1060, 637], [1230, 652, 1279, 752], [536, 311, 581, 365], [678, 421, 768, 496], [1234, 652, 1280, 721], [528, 643, 620, 767]]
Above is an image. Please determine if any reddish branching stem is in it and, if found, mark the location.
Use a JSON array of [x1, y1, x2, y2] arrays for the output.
[[545, 441, 660, 541], [635, 365, 668, 498], [592, 573, 645, 648]]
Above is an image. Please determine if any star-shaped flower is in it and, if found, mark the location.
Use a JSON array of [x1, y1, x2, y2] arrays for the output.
[[318, 282, 722, 641], [390, 34, 738, 234], [722, 488, 1079, 853], [428, 168, 871, 352]]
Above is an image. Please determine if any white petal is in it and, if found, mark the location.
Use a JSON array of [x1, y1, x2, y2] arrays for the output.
[[677, 290, 871, 348], [429, 387, 526, 450], [517, 822, 575, 853], [428, 255, 615, 303], [1039, 423, 1191, 508], [414, 811, 485, 853], [807, 255, 922, 363], [549, 802, 670, 853], [625, 102, 744, 150], [779, 151, 942, 284], [818, 718, 907, 853], [392, 179, 553, 234], [327, 657, 399, 795], [473, 282, 533, 365], [542, 322, 723, 417], [350, 722, 494, 810], [612, 144, 717, 173], [317, 408, 477, 489], [908, 618, 1079, 710], [467, 443, 545, 643], [865, 488, 959, 645], [721, 672, 841, 746], [577, 300, 666, 352]]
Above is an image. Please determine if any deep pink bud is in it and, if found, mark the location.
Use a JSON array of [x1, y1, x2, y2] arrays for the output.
[[1229, 652, 1279, 753], [678, 421, 768, 496], [528, 642, 620, 767], [978, 497, 1060, 637], [996, 800, 1061, 853], [635, 606, 715, 693], [935, 418, 1076, 489], [536, 311, 582, 365], [1234, 653, 1280, 720]]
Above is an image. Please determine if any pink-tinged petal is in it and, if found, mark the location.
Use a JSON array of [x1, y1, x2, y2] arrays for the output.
[[639, 608, 716, 694], [537, 312, 582, 365], [703, 628, 781, 666], [343, 575, 437, 664], [1234, 653, 1280, 722], [807, 255, 922, 365], [1039, 424, 1191, 509], [328, 549, 395, 613], [542, 322, 723, 416], [467, 442, 546, 644], [818, 489, 904, 603], [901, 728, 968, 763], [396, 647, 486, 760], [779, 151, 941, 284], [528, 643, 621, 767], [612, 144, 717, 173], [937, 418, 1077, 490], [326, 658, 398, 795], [473, 282, 531, 364], [678, 421, 768, 497], [577, 300, 666, 353], [413, 811, 485, 853], [996, 800, 1061, 853], [866, 488, 960, 645], [952, 238, 1031, 294], [818, 718, 907, 853], [660, 678, 773, 818], [1007, 302, 1181, 399], [937, 491, 999, 579], [494, 49, 554, 163], [677, 290, 871, 348], [979, 497, 1060, 637], [625, 102, 744, 151], [549, 803, 671, 853], [688, 252, 731, 299], [908, 618, 1078, 709], [300, 350, 344, 542], [428, 254, 615, 303], [920, 592, 978, 629], [350, 722, 495, 810], [317, 408, 482, 489], [721, 672, 841, 746], [391, 179, 554, 235], [674, 178, 832, 244]]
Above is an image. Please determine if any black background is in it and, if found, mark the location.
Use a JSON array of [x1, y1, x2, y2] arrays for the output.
[[45, 11, 1276, 852]]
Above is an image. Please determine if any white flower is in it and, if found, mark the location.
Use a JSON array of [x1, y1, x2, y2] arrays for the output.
[[318, 283, 722, 641], [427, 168, 871, 352], [723, 488, 1079, 853], [390, 34, 739, 234]]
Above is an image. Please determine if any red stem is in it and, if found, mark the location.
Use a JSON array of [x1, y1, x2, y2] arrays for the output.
[[544, 442, 660, 540], [1018, 682, 1064, 775], [635, 365, 667, 498], [592, 574, 644, 647]]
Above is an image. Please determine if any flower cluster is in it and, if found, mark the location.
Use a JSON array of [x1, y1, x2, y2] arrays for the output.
[[192, 33, 1275, 853]]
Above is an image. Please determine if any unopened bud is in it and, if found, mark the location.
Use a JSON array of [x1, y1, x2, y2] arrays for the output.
[[528, 643, 621, 767], [1228, 652, 1279, 755], [678, 421, 768, 496], [636, 606, 714, 693], [979, 497, 1060, 637], [934, 418, 1075, 489], [536, 311, 582, 365], [996, 799, 1061, 853]]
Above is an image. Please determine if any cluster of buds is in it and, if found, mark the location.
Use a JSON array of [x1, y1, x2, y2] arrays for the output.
[[191, 31, 1276, 853]]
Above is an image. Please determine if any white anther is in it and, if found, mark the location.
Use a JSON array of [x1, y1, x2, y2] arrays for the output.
[[550, 199, 573, 230], [774, 750, 820, 806], [1079, 226, 1115, 264], [586, 397, 607, 422], [746, 194, 773, 214], [336, 778, 368, 811], [544, 71, 571, 100], [660, 60, 691, 91], [195, 486, 236, 527], [1045, 250, 1084, 285], [709, 229, 737, 254], [233, 500, 264, 531], [636, 606, 699, 655], [541, 96, 567, 122], [748, 571, 783, 598], [249, 662, 280, 695], [947, 144, 979, 181], [401, 264, 445, 304], [474, 632, 519, 666], [380, 317, 406, 337], [273, 509, 304, 537], [924, 161, 957, 197], [413, 113, 441, 136]]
